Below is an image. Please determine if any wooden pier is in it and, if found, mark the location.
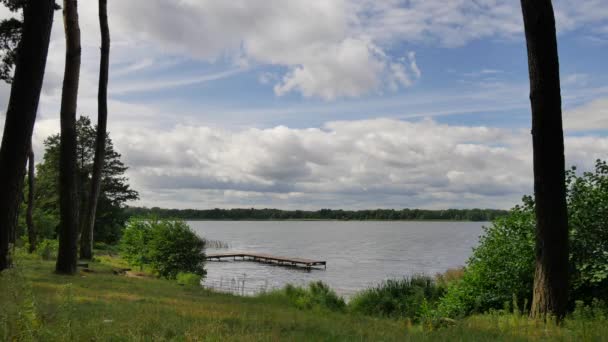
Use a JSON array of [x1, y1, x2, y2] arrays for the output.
[[206, 252, 326, 269]]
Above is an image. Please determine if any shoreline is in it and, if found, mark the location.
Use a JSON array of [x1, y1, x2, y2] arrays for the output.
[[181, 219, 491, 222]]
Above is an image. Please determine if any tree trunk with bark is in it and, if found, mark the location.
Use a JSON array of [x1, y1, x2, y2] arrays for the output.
[[26, 144, 37, 253], [80, 0, 110, 260], [520, 0, 569, 320], [0, 1, 54, 271], [56, 0, 82, 275]]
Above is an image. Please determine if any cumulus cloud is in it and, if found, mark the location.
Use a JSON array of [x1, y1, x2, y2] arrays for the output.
[[2, 1, 607, 210], [98, 118, 606, 210], [564, 97, 608, 131], [272, 37, 394, 100], [26, 0, 606, 100], [362, 0, 607, 46], [102, 0, 607, 99], [106, 1, 423, 99]]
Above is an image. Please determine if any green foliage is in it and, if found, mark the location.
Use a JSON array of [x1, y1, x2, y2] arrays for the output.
[[147, 220, 207, 279], [120, 218, 206, 279], [263, 281, 346, 312], [93, 241, 120, 255], [0, 17, 20, 83], [567, 161, 608, 301], [29, 116, 138, 244], [126, 206, 508, 221], [438, 201, 535, 318], [349, 276, 445, 320], [571, 299, 608, 321], [35, 239, 58, 261], [440, 159, 608, 317], [120, 219, 153, 270], [176, 272, 202, 287]]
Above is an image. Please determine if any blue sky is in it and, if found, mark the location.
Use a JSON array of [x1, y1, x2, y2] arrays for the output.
[[1, 0, 607, 209]]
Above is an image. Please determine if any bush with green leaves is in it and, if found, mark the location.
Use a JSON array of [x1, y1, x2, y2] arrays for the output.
[[439, 160, 608, 317], [349, 276, 445, 320], [567, 161, 608, 301], [36, 239, 59, 261], [176, 272, 203, 287], [120, 219, 153, 270], [262, 281, 346, 312], [120, 218, 206, 279]]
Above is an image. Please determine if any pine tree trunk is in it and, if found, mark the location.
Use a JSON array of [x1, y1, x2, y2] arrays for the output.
[[520, 0, 569, 320], [56, 0, 82, 275], [27, 144, 37, 253], [0, 1, 54, 271], [81, 0, 110, 260]]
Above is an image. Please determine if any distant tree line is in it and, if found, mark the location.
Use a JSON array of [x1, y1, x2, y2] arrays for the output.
[[124, 207, 508, 222]]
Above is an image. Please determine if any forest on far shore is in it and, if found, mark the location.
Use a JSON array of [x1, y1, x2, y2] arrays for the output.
[[125, 207, 508, 221]]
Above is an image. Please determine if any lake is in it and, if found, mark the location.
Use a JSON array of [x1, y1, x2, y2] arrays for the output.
[[189, 221, 486, 297]]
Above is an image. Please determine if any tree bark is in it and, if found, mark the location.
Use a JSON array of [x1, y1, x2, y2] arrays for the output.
[[56, 0, 82, 275], [520, 0, 569, 320], [0, 1, 54, 271], [27, 144, 37, 253], [80, 0, 110, 260]]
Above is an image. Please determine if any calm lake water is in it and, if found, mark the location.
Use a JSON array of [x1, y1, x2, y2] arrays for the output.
[[189, 221, 486, 297]]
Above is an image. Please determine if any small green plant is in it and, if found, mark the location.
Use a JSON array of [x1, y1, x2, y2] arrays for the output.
[[93, 242, 120, 254], [349, 276, 445, 321], [36, 239, 59, 261], [571, 299, 607, 321], [262, 281, 346, 312], [434, 267, 464, 288], [176, 272, 202, 287]]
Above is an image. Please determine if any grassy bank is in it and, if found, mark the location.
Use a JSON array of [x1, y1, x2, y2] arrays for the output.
[[2, 253, 607, 341]]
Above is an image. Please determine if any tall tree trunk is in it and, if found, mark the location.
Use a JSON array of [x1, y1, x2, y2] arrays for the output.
[[0, 1, 54, 271], [520, 0, 569, 320], [56, 0, 82, 275], [27, 144, 37, 253], [81, 0, 110, 260]]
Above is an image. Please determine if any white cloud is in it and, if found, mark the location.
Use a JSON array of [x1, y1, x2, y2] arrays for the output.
[[563, 73, 590, 87], [109, 68, 246, 95], [107, 1, 423, 99], [24, 0, 605, 101], [272, 37, 388, 100], [564, 97, 608, 131], [408, 52, 422, 79], [2, 1, 607, 210], [96, 118, 606, 210]]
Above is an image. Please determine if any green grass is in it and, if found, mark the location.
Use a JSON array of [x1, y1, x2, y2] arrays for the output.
[[2, 252, 607, 341]]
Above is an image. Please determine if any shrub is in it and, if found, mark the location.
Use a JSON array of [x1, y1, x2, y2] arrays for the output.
[[349, 276, 445, 320], [120, 218, 206, 279], [120, 219, 153, 270], [176, 272, 202, 287], [262, 281, 346, 312], [36, 239, 59, 261], [93, 242, 120, 255], [571, 299, 608, 321], [438, 201, 536, 318], [567, 161, 608, 301], [440, 159, 608, 317], [435, 267, 465, 288]]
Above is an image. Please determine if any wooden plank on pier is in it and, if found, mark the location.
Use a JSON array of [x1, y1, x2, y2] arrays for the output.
[[206, 252, 326, 268]]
